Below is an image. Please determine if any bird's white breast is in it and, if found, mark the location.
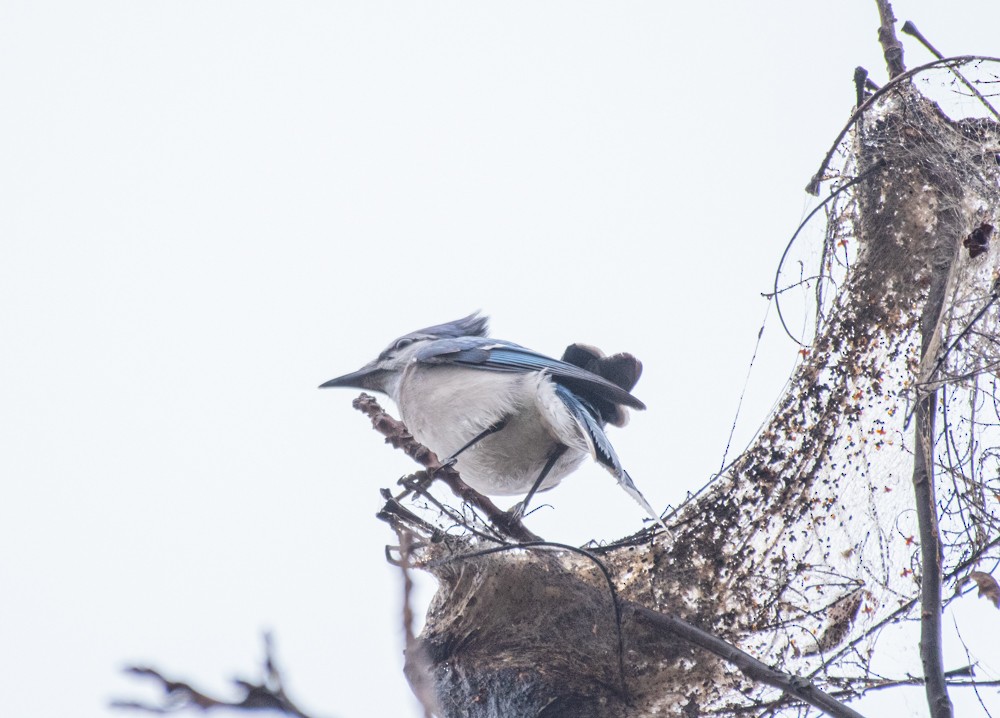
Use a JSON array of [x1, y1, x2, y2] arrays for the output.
[[393, 364, 589, 496]]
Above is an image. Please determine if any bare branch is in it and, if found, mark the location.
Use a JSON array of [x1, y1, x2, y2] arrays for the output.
[[874, 0, 906, 77], [901, 21, 1000, 121], [912, 390, 954, 718], [630, 605, 868, 718], [112, 634, 315, 718], [351, 392, 540, 542]]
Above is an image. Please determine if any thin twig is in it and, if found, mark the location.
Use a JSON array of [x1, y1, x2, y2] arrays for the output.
[[112, 634, 315, 718], [774, 160, 886, 345], [901, 21, 1000, 121], [951, 615, 995, 717], [930, 286, 1000, 379], [804, 533, 1000, 685], [719, 302, 771, 472], [903, 287, 1000, 428]]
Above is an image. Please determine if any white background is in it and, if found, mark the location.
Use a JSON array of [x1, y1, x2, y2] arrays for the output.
[[3, 2, 999, 716]]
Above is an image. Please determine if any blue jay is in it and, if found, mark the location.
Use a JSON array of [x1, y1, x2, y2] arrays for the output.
[[321, 313, 666, 532]]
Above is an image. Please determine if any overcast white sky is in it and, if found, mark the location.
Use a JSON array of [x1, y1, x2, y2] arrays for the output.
[[3, 2, 1000, 717]]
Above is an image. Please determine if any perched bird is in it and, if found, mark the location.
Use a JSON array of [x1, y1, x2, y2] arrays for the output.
[[321, 313, 666, 531]]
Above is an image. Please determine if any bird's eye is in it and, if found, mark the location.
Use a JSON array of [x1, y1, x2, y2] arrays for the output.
[[393, 338, 415, 351]]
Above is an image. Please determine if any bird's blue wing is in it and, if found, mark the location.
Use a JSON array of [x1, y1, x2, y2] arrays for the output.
[[414, 338, 645, 410], [553, 385, 664, 528], [412, 336, 498, 364], [553, 385, 622, 473]]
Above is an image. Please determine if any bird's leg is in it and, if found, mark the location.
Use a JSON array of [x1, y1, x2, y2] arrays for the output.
[[437, 418, 509, 469], [508, 444, 568, 520]]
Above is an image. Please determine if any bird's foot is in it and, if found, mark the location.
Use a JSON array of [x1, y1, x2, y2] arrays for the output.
[[432, 456, 458, 476], [505, 501, 529, 522]]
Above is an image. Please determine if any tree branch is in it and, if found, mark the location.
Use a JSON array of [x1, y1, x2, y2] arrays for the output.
[[112, 634, 316, 718], [912, 390, 953, 717], [901, 21, 1000, 122], [351, 393, 540, 542], [630, 605, 868, 718], [874, 0, 906, 78]]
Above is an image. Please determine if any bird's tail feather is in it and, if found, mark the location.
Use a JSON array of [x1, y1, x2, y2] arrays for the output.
[[619, 470, 673, 538]]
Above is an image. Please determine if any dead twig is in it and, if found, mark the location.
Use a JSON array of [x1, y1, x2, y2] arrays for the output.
[[112, 634, 314, 718]]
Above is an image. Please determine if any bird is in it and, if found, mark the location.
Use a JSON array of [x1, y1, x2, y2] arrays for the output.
[[320, 312, 667, 533]]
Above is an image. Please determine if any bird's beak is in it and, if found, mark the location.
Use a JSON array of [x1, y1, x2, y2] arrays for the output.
[[319, 365, 385, 391]]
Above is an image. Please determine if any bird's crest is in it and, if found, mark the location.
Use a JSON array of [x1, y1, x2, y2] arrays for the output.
[[414, 312, 489, 339], [377, 313, 489, 360]]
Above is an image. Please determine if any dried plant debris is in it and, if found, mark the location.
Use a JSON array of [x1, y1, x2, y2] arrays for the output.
[[968, 571, 1000, 609]]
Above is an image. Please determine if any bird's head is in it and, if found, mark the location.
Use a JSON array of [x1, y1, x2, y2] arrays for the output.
[[319, 312, 489, 397]]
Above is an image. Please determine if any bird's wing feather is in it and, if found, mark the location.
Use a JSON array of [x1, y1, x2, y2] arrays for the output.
[[553, 385, 621, 471], [413, 336, 495, 364], [415, 338, 645, 410], [553, 385, 665, 528]]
